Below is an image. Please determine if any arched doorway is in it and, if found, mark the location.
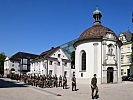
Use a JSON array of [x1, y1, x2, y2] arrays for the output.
[[107, 67, 114, 83]]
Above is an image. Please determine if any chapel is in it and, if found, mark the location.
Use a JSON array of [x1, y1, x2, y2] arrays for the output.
[[74, 7, 122, 84]]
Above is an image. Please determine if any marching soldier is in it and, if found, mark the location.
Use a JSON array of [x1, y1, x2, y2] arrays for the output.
[[54, 74, 58, 87], [72, 75, 76, 91], [43, 74, 46, 88], [35, 75, 39, 87], [23, 74, 27, 84], [91, 74, 99, 99], [33, 74, 36, 86], [63, 75, 67, 89], [39, 75, 43, 88], [49, 75, 52, 88], [59, 75, 62, 87], [46, 75, 49, 87], [31, 75, 34, 86]]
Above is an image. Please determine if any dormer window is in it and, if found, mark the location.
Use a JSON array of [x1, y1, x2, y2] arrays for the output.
[[49, 61, 53, 65], [58, 54, 61, 58], [58, 62, 60, 66], [64, 62, 67, 66]]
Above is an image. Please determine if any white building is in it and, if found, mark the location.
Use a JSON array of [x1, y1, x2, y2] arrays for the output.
[[74, 8, 122, 84], [118, 31, 132, 77], [30, 47, 73, 78], [4, 52, 38, 77], [4, 57, 20, 77]]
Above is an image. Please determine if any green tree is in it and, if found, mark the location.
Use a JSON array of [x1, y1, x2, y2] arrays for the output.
[[71, 51, 75, 69], [0, 52, 6, 75]]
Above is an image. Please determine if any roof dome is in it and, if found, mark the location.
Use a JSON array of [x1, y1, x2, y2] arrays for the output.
[[74, 7, 122, 47], [77, 24, 114, 41], [74, 7, 116, 45], [93, 9, 102, 15]]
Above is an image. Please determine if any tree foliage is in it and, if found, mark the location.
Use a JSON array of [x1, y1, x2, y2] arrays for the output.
[[0, 52, 6, 75]]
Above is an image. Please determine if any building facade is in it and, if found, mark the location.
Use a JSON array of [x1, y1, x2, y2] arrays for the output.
[[118, 31, 132, 77], [4, 57, 20, 77], [30, 47, 73, 78], [4, 52, 38, 77], [74, 8, 122, 84]]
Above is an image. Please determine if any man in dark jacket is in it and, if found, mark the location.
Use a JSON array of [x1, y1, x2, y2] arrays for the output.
[[63, 75, 67, 89], [91, 74, 99, 99], [72, 75, 76, 91]]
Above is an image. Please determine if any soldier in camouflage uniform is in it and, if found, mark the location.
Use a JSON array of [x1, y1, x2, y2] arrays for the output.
[[46, 75, 49, 87], [63, 75, 67, 89], [91, 74, 99, 99], [46, 74, 51, 88], [49, 75, 52, 88], [54, 74, 58, 87], [30, 75, 33, 85], [33, 74, 36, 86], [27, 75, 31, 85], [59, 75, 62, 87], [72, 75, 76, 91], [23, 74, 28, 84], [35, 75, 39, 87], [43, 74, 46, 88]]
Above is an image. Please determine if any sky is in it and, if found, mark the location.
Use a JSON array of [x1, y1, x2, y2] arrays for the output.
[[0, 0, 133, 56]]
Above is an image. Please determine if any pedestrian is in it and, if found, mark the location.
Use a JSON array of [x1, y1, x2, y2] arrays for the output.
[[54, 74, 58, 87], [59, 75, 62, 87], [91, 74, 99, 99], [63, 75, 67, 89], [72, 75, 76, 91]]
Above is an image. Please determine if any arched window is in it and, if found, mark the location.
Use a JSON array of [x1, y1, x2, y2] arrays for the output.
[[81, 50, 86, 71]]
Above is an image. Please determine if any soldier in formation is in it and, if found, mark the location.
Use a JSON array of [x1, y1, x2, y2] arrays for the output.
[[59, 75, 62, 87], [71, 75, 76, 91], [63, 75, 67, 89], [8, 73, 69, 90]]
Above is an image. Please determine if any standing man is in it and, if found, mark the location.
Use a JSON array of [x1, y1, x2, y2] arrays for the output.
[[63, 75, 67, 89], [91, 74, 99, 99], [59, 75, 62, 87], [72, 75, 76, 91]]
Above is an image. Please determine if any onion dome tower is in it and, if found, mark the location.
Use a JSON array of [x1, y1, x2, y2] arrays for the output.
[[93, 7, 102, 25]]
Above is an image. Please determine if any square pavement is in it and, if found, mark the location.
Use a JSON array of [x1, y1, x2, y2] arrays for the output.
[[0, 78, 133, 100]]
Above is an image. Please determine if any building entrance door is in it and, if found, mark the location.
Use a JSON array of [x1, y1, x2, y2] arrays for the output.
[[127, 69, 130, 77], [107, 67, 114, 83]]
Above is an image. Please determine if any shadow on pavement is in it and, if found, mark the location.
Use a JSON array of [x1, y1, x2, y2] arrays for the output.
[[0, 78, 27, 88]]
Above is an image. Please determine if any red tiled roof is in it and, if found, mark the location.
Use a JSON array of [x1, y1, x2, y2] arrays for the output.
[[78, 24, 114, 41], [40, 47, 60, 58]]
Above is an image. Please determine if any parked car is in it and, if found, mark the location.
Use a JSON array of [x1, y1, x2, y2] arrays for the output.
[[122, 76, 129, 81], [128, 75, 133, 81]]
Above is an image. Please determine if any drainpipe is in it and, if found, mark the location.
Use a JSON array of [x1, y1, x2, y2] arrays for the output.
[[47, 59, 48, 76], [101, 39, 103, 84]]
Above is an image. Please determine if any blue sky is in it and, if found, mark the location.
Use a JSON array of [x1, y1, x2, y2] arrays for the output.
[[0, 0, 133, 56]]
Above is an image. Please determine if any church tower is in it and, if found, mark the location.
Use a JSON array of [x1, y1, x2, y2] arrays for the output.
[[93, 7, 102, 25]]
